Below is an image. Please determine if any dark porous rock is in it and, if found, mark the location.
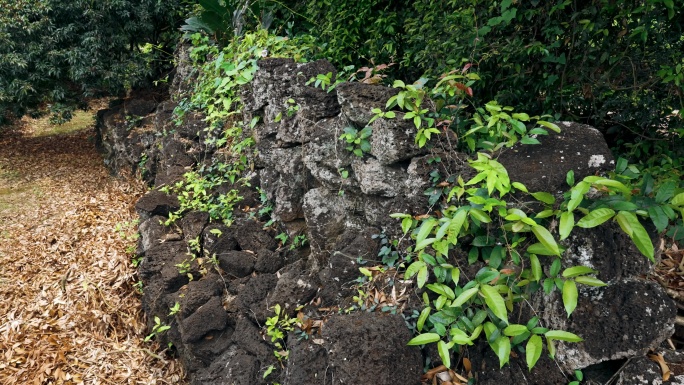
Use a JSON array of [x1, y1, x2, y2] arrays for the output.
[[537, 279, 675, 372], [293, 60, 340, 122], [265, 263, 319, 316], [336, 82, 399, 127], [302, 128, 360, 192], [498, 122, 614, 193], [180, 211, 210, 244], [170, 44, 198, 100], [202, 223, 238, 257], [302, 188, 349, 260], [138, 241, 187, 281], [242, 58, 296, 114], [137, 215, 175, 254], [180, 296, 229, 344], [175, 274, 224, 319], [135, 190, 180, 220], [191, 346, 261, 385], [233, 219, 278, 252], [351, 157, 405, 197], [254, 248, 285, 274], [232, 316, 273, 358], [123, 98, 158, 117], [468, 338, 568, 385], [318, 228, 381, 304], [217, 250, 256, 278], [175, 111, 207, 140], [561, 221, 655, 283], [159, 136, 196, 168], [238, 273, 278, 316], [283, 337, 330, 385], [178, 327, 234, 373], [154, 164, 187, 187], [370, 112, 428, 165], [322, 312, 423, 385]]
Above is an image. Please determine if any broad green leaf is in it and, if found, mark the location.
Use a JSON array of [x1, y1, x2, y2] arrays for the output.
[[450, 327, 474, 345], [447, 210, 467, 244], [655, 181, 676, 203], [568, 181, 590, 211], [470, 208, 492, 223], [562, 266, 597, 278], [451, 268, 460, 285], [417, 307, 430, 332], [526, 334, 543, 370], [438, 340, 451, 368], [480, 284, 508, 324], [417, 266, 429, 288], [547, 338, 556, 359], [407, 333, 441, 345], [531, 192, 555, 205], [527, 243, 558, 256], [671, 192, 684, 206], [512, 182, 528, 192], [434, 221, 450, 241], [574, 276, 607, 287], [591, 179, 631, 196], [404, 260, 426, 279], [504, 324, 529, 337], [562, 280, 578, 317], [537, 120, 561, 133], [536, 209, 555, 219], [647, 206, 669, 233], [545, 330, 584, 342], [529, 254, 542, 282], [559, 211, 574, 240], [616, 211, 654, 261], [427, 283, 455, 300], [576, 208, 615, 228], [531, 226, 560, 256], [512, 112, 530, 121], [415, 218, 437, 246], [494, 335, 511, 368], [451, 287, 479, 308], [415, 237, 436, 251]]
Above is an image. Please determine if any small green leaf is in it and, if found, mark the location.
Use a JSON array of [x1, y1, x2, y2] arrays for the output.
[[417, 307, 430, 332], [417, 266, 429, 288], [647, 206, 669, 233], [529, 254, 542, 282], [451, 287, 479, 308], [404, 260, 426, 279], [504, 324, 529, 337], [415, 218, 437, 247], [545, 330, 584, 342], [526, 334, 543, 370], [438, 340, 451, 368], [562, 266, 597, 278], [470, 208, 492, 223], [450, 327, 474, 345], [531, 226, 560, 256], [562, 280, 578, 317], [615, 211, 654, 261], [531, 192, 555, 205], [359, 267, 372, 277], [494, 335, 511, 368], [574, 276, 607, 287], [537, 120, 561, 133], [407, 333, 441, 345], [480, 284, 508, 324], [512, 182, 528, 192], [671, 192, 684, 206], [559, 211, 574, 240], [566, 170, 575, 186], [527, 243, 557, 256], [576, 208, 615, 228]]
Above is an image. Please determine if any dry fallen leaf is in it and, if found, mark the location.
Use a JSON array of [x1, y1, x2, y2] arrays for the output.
[[648, 353, 671, 381]]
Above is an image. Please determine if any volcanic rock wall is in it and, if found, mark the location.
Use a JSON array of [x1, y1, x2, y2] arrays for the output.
[[96, 51, 677, 384]]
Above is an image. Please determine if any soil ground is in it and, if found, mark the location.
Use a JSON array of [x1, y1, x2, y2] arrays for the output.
[[0, 108, 186, 385]]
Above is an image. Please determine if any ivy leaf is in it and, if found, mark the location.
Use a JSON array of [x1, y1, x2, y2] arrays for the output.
[[407, 333, 441, 346], [559, 211, 574, 240], [480, 284, 508, 324], [438, 340, 451, 368], [526, 334, 543, 370], [562, 280, 578, 317], [576, 208, 615, 228], [531, 226, 560, 256]]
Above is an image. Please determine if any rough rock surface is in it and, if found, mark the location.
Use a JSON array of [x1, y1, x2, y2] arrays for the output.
[[95, 47, 678, 385]]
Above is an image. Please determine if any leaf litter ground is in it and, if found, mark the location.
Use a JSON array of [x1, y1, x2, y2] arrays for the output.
[[0, 109, 186, 385]]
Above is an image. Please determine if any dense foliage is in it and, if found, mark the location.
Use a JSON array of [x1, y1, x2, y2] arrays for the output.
[[0, 0, 192, 123], [292, 0, 683, 161]]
